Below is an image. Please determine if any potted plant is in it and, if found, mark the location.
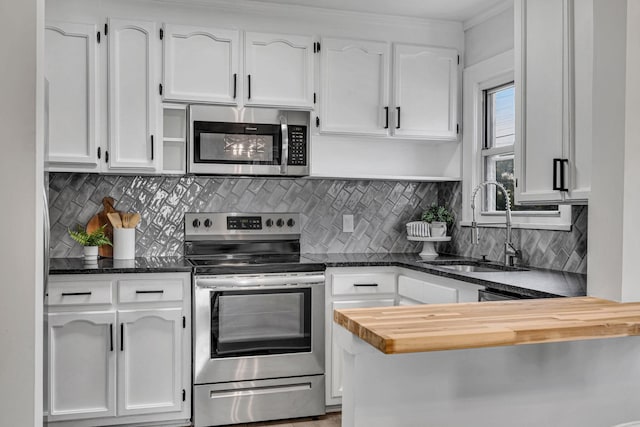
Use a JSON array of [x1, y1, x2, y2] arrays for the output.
[[68, 224, 112, 261], [421, 204, 454, 237]]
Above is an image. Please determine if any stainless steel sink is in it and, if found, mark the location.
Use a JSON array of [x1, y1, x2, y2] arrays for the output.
[[434, 264, 508, 273], [421, 260, 528, 273]]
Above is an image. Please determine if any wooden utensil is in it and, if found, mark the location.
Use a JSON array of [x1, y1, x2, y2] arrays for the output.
[[86, 197, 120, 258], [128, 213, 141, 228], [122, 212, 134, 228], [107, 212, 122, 229]]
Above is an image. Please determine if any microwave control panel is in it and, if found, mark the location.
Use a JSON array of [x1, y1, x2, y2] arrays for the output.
[[287, 125, 307, 166]]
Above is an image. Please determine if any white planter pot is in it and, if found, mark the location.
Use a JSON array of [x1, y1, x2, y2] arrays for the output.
[[429, 222, 447, 238], [83, 245, 99, 260]]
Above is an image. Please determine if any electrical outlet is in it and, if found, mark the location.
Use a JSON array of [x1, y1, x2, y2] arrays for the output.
[[342, 214, 354, 233]]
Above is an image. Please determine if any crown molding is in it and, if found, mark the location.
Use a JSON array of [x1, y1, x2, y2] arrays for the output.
[[148, 0, 464, 32], [463, 0, 513, 31]]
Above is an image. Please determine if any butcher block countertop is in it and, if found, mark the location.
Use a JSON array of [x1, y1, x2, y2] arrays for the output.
[[334, 297, 640, 354]]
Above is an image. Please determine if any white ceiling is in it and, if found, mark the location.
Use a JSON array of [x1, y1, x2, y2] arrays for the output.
[[248, 0, 509, 23]]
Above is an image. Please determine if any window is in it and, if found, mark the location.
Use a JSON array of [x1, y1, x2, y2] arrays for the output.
[[461, 50, 571, 231], [481, 83, 557, 213]]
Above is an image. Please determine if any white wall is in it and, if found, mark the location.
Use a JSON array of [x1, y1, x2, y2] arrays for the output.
[[0, 0, 44, 425], [464, 3, 514, 68]]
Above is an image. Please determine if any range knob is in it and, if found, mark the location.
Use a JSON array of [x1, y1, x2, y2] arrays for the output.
[[204, 219, 212, 228], [192, 219, 201, 228], [287, 218, 296, 227], [265, 219, 274, 227], [276, 218, 284, 227]]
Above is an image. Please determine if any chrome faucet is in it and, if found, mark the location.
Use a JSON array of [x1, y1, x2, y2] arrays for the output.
[[470, 181, 521, 266]]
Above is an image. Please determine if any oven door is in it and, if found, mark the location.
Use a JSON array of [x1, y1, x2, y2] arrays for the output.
[[194, 273, 325, 385]]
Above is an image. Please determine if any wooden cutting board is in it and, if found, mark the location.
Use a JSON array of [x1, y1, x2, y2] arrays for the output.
[[86, 197, 120, 258]]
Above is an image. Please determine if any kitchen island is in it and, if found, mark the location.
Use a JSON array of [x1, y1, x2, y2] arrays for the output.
[[334, 297, 640, 427]]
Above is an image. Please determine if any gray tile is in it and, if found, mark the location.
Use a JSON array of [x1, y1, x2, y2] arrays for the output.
[[47, 174, 587, 271]]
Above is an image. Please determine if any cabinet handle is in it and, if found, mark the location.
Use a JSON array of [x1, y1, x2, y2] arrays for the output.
[[248, 74, 251, 100], [552, 159, 560, 190], [97, 147, 101, 159], [120, 323, 124, 352], [109, 323, 113, 352], [135, 290, 164, 294], [384, 107, 389, 129], [150, 135, 154, 160], [353, 283, 379, 287], [552, 158, 569, 191], [233, 73, 237, 99], [61, 291, 92, 296], [396, 107, 401, 129], [560, 159, 569, 192]]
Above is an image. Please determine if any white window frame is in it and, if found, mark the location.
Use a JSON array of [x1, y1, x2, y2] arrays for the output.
[[461, 50, 571, 231]]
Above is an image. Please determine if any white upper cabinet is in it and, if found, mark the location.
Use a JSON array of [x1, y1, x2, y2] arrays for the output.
[[392, 44, 459, 140], [320, 38, 390, 135], [108, 18, 160, 171], [515, 0, 592, 204], [244, 32, 315, 109], [45, 21, 99, 170], [163, 24, 239, 105]]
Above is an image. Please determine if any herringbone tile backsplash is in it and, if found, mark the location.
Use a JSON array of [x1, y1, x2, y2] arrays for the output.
[[48, 173, 438, 258], [437, 182, 587, 274], [48, 174, 587, 273]]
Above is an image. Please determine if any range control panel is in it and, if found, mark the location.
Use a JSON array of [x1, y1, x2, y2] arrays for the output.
[[185, 212, 301, 238]]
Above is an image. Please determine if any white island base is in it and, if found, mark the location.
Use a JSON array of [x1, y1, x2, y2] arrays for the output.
[[336, 326, 640, 427]]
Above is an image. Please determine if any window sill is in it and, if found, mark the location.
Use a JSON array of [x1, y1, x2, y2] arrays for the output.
[[459, 221, 572, 232]]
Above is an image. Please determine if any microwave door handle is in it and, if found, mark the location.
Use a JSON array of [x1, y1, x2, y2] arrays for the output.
[[281, 122, 288, 175]]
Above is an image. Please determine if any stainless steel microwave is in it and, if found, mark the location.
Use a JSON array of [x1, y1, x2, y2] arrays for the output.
[[188, 105, 310, 176]]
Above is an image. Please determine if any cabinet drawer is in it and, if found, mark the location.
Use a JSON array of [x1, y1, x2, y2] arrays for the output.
[[47, 280, 112, 306], [118, 279, 184, 303], [332, 272, 395, 295]]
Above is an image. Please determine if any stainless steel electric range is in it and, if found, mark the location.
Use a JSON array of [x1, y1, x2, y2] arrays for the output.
[[184, 212, 325, 427]]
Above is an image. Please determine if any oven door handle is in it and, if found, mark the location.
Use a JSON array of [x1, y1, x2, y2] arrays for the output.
[[280, 118, 288, 175], [196, 274, 325, 288]]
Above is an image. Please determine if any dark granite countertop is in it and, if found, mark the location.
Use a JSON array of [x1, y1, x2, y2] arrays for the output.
[[49, 257, 193, 275], [49, 253, 587, 298], [301, 253, 587, 299]]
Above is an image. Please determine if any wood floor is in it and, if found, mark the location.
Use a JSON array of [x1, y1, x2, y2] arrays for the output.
[[221, 412, 341, 427]]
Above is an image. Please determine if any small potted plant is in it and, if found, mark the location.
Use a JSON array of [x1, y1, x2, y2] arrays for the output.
[[68, 224, 112, 261], [421, 204, 454, 237]]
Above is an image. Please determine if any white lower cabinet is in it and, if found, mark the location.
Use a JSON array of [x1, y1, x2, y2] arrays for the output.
[[117, 308, 183, 417], [45, 273, 191, 427], [47, 311, 117, 421], [325, 267, 397, 406], [397, 270, 483, 304], [326, 266, 484, 407]]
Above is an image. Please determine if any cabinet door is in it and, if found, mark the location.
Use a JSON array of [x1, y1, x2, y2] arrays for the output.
[[566, 0, 592, 202], [163, 24, 239, 104], [515, 0, 567, 204], [108, 18, 159, 171], [320, 38, 389, 135], [117, 308, 183, 416], [392, 44, 458, 140], [397, 275, 458, 304], [328, 299, 394, 404], [45, 21, 99, 170], [47, 311, 116, 421], [244, 32, 314, 109]]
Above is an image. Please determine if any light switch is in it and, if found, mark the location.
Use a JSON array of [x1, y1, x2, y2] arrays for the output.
[[343, 214, 354, 233]]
